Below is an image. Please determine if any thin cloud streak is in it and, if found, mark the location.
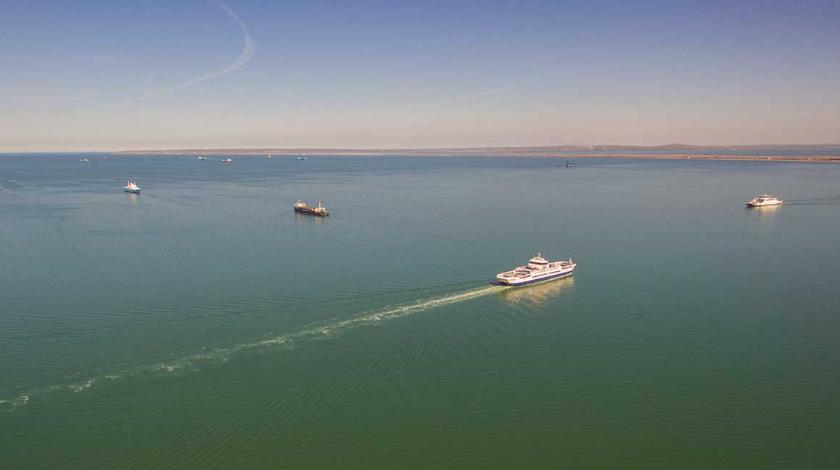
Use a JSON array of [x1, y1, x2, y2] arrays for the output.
[[14, 95, 90, 102], [433, 86, 516, 107], [124, 0, 254, 104]]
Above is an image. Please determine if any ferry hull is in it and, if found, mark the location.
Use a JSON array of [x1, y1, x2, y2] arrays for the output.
[[496, 269, 575, 286]]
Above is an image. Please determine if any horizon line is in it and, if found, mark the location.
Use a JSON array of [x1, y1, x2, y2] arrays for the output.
[[4, 143, 840, 155]]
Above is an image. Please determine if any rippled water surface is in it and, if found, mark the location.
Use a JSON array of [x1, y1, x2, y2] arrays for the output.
[[2, 154, 839, 468]]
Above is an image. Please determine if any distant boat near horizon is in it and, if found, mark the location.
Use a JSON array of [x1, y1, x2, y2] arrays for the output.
[[222, 158, 233, 164], [197, 156, 207, 161], [294, 200, 328, 216], [746, 194, 783, 207], [123, 180, 141, 193], [297, 155, 307, 160], [80, 158, 90, 162]]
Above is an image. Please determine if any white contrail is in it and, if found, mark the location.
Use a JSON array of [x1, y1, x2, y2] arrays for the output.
[[13, 95, 89, 101], [433, 85, 515, 107], [125, 0, 254, 103]]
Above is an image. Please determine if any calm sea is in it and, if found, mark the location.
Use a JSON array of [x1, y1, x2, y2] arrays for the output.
[[2, 154, 839, 468]]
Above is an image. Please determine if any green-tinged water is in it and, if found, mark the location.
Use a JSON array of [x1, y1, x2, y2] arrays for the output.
[[2, 155, 840, 468]]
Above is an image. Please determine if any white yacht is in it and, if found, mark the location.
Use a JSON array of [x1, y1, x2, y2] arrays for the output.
[[746, 194, 782, 207], [80, 158, 90, 162], [124, 180, 141, 193], [496, 253, 576, 286], [221, 158, 233, 164], [197, 156, 207, 161]]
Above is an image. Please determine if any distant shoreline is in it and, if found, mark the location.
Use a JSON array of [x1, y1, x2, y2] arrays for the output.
[[113, 147, 840, 162]]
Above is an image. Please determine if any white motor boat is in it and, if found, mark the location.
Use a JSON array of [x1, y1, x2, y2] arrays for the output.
[[124, 181, 141, 193], [746, 194, 782, 207]]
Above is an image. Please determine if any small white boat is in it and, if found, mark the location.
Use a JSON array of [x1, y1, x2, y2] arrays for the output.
[[197, 156, 207, 161], [496, 253, 576, 286], [267, 154, 273, 159], [221, 158, 233, 164], [80, 158, 90, 162], [297, 155, 307, 161], [124, 180, 141, 193], [746, 194, 782, 207]]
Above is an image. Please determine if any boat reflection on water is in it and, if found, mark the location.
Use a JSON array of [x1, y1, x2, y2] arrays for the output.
[[294, 211, 326, 224], [126, 192, 139, 206], [746, 203, 780, 219], [499, 276, 574, 306]]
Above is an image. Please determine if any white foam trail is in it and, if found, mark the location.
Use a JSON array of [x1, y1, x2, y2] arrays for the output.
[[123, 0, 254, 104], [0, 184, 20, 195], [235, 284, 505, 352], [0, 395, 28, 411], [1, 284, 505, 410], [70, 378, 96, 393]]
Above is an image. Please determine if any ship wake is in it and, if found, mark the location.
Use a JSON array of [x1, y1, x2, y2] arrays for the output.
[[1, 284, 506, 411]]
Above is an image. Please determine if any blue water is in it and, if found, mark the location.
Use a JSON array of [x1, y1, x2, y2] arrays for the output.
[[2, 154, 839, 468]]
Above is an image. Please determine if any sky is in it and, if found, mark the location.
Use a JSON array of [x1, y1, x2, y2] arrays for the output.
[[1, 0, 839, 151]]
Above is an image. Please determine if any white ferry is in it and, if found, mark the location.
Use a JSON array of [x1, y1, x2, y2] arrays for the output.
[[124, 180, 141, 193], [496, 253, 576, 286], [746, 194, 782, 207]]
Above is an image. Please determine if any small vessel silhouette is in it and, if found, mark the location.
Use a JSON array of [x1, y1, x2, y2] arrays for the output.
[[294, 200, 329, 216], [746, 194, 782, 207], [124, 180, 141, 193]]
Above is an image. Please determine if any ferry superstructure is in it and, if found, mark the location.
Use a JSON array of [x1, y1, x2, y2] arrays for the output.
[[496, 253, 576, 286], [746, 194, 782, 207]]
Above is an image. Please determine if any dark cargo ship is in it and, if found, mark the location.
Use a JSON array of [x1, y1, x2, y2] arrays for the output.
[[294, 200, 329, 216]]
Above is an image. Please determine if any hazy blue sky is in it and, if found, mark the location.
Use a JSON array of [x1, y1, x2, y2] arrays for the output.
[[1, 0, 839, 151]]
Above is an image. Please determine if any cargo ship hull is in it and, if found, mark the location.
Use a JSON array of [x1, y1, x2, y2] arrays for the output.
[[294, 206, 328, 216]]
